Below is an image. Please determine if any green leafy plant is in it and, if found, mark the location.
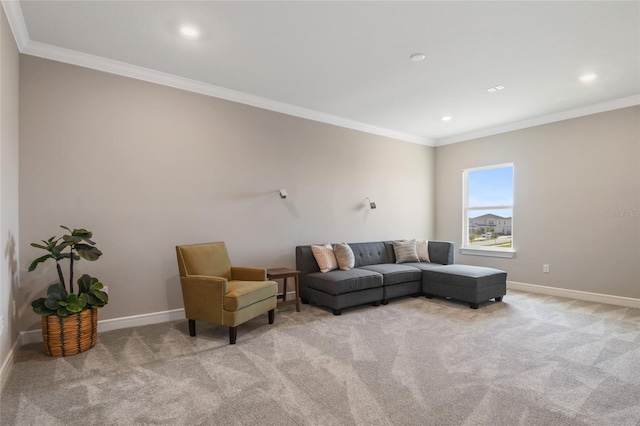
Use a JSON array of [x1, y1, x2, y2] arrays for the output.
[[29, 226, 108, 317]]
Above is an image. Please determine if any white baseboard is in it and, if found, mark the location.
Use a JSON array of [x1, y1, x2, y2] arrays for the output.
[[5, 284, 639, 389], [0, 336, 21, 394], [508, 281, 640, 309], [14, 283, 640, 348], [20, 308, 186, 345]]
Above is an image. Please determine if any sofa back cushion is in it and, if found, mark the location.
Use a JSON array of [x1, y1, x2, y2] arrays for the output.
[[349, 242, 394, 267]]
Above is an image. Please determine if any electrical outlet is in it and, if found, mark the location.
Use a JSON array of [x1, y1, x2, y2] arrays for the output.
[[103, 286, 109, 294], [543, 264, 550, 273]]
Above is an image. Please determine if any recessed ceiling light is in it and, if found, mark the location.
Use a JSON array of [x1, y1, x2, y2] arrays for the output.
[[179, 26, 199, 39], [441, 116, 452, 122], [579, 73, 597, 83], [410, 53, 426, 62]]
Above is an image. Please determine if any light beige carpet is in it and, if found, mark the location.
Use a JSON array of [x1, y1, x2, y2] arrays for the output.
[[2, 290, 640, 425]]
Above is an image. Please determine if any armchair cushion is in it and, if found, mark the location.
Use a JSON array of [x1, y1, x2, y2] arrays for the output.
[[225, 280, 278, 311]]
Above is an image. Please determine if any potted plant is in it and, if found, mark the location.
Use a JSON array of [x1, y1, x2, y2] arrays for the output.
[[29, 226, 108, 357]]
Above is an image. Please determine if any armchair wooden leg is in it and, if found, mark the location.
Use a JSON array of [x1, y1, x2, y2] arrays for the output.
[[229, 326, 238, 344], [188, 319, 196, 336], [268, 309, 275, 324]]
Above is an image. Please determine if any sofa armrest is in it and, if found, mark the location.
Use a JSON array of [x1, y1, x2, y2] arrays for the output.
[[231, 267, 267, 281], [296, 245, 323, 300], [180, 275, 228, 322], [428, 241, 455, 265]]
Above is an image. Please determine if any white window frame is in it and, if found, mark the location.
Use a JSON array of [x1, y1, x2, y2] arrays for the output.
[[461, 163, 515, 258]]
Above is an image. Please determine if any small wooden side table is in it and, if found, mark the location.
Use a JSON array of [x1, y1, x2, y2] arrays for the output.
[[267, 268, 301, 312]]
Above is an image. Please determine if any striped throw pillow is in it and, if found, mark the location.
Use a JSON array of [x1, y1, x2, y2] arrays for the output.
[[392, 239, 419, 263], [311, 244, 338, 273], [416, 239, 430, 262], [334, 243, 355, 270]]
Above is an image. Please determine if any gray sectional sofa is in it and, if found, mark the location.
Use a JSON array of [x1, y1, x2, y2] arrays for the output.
[[295, 240, 506, 314]]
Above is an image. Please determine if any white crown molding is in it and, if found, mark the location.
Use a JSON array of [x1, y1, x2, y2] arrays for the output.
[[19, 38, 639, 149], [21, 40, 433, 146], [2, 0, 432, 146], [5, 0, 636, 148], [1, 0, 29, 49], [437, 94, 640, 146]]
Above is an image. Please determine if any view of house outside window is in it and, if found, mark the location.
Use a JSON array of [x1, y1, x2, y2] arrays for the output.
[[463, 163, 514, 256]]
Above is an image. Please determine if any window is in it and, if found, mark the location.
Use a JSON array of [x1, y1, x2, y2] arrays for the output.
[[462, 163, 514, 258]]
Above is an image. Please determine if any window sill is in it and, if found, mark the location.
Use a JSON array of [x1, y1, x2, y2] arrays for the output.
[[460, 247, 515, 258]]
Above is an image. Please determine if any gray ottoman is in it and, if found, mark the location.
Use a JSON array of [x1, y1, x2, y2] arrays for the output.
[[422, 264, 507, 309]]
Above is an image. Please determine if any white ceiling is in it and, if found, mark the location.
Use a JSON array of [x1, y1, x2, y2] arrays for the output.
[[4, 1, 640, 146]]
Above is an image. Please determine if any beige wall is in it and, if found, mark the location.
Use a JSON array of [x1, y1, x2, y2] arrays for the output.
[[0, 5, 20, 380], [14, 49, 640, 336], [435, 106, 640, 299], [18, 55, 435, 331]]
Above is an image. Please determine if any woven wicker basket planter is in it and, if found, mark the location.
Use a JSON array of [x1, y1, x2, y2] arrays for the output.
[[41, 308, 98, 357]]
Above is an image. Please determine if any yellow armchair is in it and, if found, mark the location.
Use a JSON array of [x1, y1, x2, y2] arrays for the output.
[[176, 242, 277, 344]]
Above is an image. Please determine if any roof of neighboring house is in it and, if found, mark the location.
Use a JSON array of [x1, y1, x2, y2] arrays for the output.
[[469, 214, 512, 221]]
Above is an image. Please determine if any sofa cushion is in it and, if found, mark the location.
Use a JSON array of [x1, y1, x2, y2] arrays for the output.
[[392, 240, 419, 263], [334, 243, 355, 271], [306, 269, 383, 295], [311, 244, 338, 273], [403, 262, 443, 272], [358, 263, 422, 285], [424, 265, 507, 289]]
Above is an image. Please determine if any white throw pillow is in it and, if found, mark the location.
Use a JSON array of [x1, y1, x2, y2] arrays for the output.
[[311, 244, 338, 273], [392, 239, 419, 263], [334, 243, 355, 271], [415, 239, 430, 263]]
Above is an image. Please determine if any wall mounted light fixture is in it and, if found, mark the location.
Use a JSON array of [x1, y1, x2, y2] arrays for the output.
[[366, 197, 376, 209], [279, 189, 288, 199]]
